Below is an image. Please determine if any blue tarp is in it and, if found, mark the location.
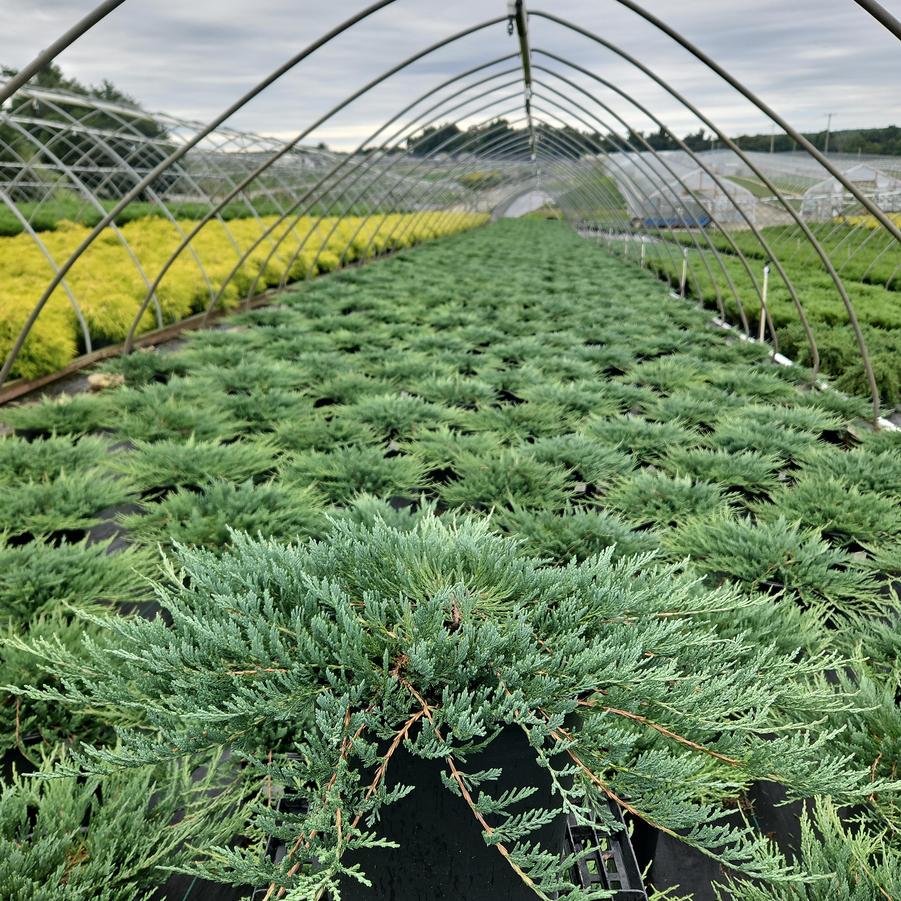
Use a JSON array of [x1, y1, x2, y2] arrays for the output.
[[642, 216, 711, 228]]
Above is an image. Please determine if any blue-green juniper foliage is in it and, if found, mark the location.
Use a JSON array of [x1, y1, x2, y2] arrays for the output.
[[12, 517, 891, 899]]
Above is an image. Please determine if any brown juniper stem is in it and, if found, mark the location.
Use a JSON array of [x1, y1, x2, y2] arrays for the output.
[[349, 709, 424, 831], [579, 699, 742, 766], [265, 707, 422, 901], [401, 679, 555, 901], [227, 666, 289, 676], [264, 707, 357, 901]]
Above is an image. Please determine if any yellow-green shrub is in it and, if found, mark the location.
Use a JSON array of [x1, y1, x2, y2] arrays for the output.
[[0, 210, 487, 381]]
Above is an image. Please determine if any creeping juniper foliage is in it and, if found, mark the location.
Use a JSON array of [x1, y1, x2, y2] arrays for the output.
[[0, 751, 247, 901], [13, 518, 886, 898]]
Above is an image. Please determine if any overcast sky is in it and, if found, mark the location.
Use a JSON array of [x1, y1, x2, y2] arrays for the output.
[[3, 1, 900, 150]]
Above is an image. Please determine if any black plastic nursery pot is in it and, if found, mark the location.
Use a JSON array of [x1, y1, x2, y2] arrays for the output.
[[338, 724, 568, 901], [630, 802, 751, 901], [256, 725, 648, 901]]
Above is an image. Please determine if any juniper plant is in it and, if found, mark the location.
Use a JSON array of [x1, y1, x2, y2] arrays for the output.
[[492, 506, 658, 565], [191, 357, 310, 395], [855, 427, 901, 454], [583, 415, 698, 464], [471, 400, 576, 442], [436, 448, 571, 510], [114, 436, 281, 495], [0, 750, 248, 900], [0, 435, 110, 484], [403, 424, 500, 471], [529, 435, 636, 489], [666, 513, 878, 612], [704, 368, 798, 403], [0, 539, 154, 750], [710, 414, 820, 462], [406, 374, 496, 409], [216, 389, 312, 433], [603, 470, 732, 529], [11, 517, 888, 900], [122, 479, 326, 549], [518, 380, 621, 418], [753, 476, 901, 548], [796, 445, 901, 499], [722, 799, 901, 901], [283, 447, 427, 503], [96, 346, 188, 387], [791, 387, 871, 421], [111, 382, 243, 442], [339, 393, 453, 442], [662, 447, 781, 496], [0, 470, 133, 538], [623, 355, 709, 394], [0, 393, 112, 437], [275, 415, 379, 453], [645, 389, 744, 431], [0, 538, 152, 624], [3, 611, 130, 753]]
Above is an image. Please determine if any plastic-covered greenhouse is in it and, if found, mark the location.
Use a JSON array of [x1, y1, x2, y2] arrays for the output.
[[1, 2, 900, 900]]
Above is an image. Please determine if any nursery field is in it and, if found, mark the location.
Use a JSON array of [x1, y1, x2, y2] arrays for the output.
[[0, 209, 486, 381], [644, 224, 901, 405], [2, 219, 901, 899]]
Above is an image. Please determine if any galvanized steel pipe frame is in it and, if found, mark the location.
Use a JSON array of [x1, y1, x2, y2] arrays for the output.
[[0, 0, 127, 106], [530, 40, 819, 381], [534, 8, 898, 420], [2, 0, 897, 420], [278, 66, 529, 249], [0, 10, 708, 382], [113, 16, 508, 353], [0, 0, 405, 385], [853, 0, 901, 42]]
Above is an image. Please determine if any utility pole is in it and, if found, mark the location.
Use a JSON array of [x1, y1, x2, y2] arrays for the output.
[[769, 123, 775, 154], [824, 112, 834, 154]]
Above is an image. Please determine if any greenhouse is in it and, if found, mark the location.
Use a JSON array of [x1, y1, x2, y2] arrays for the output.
[[1, 2, 901, 900], [606, 154, 759, 226], [801, 162, 901, 219]]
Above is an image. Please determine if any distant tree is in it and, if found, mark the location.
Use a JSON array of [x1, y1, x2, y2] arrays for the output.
[[407, 119, 603, 160], [683, 129, 710, 152], [407, 123, 464, 156]]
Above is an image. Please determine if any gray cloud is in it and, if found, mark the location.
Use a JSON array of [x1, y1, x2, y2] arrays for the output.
[[2, 0, 899, 149]]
